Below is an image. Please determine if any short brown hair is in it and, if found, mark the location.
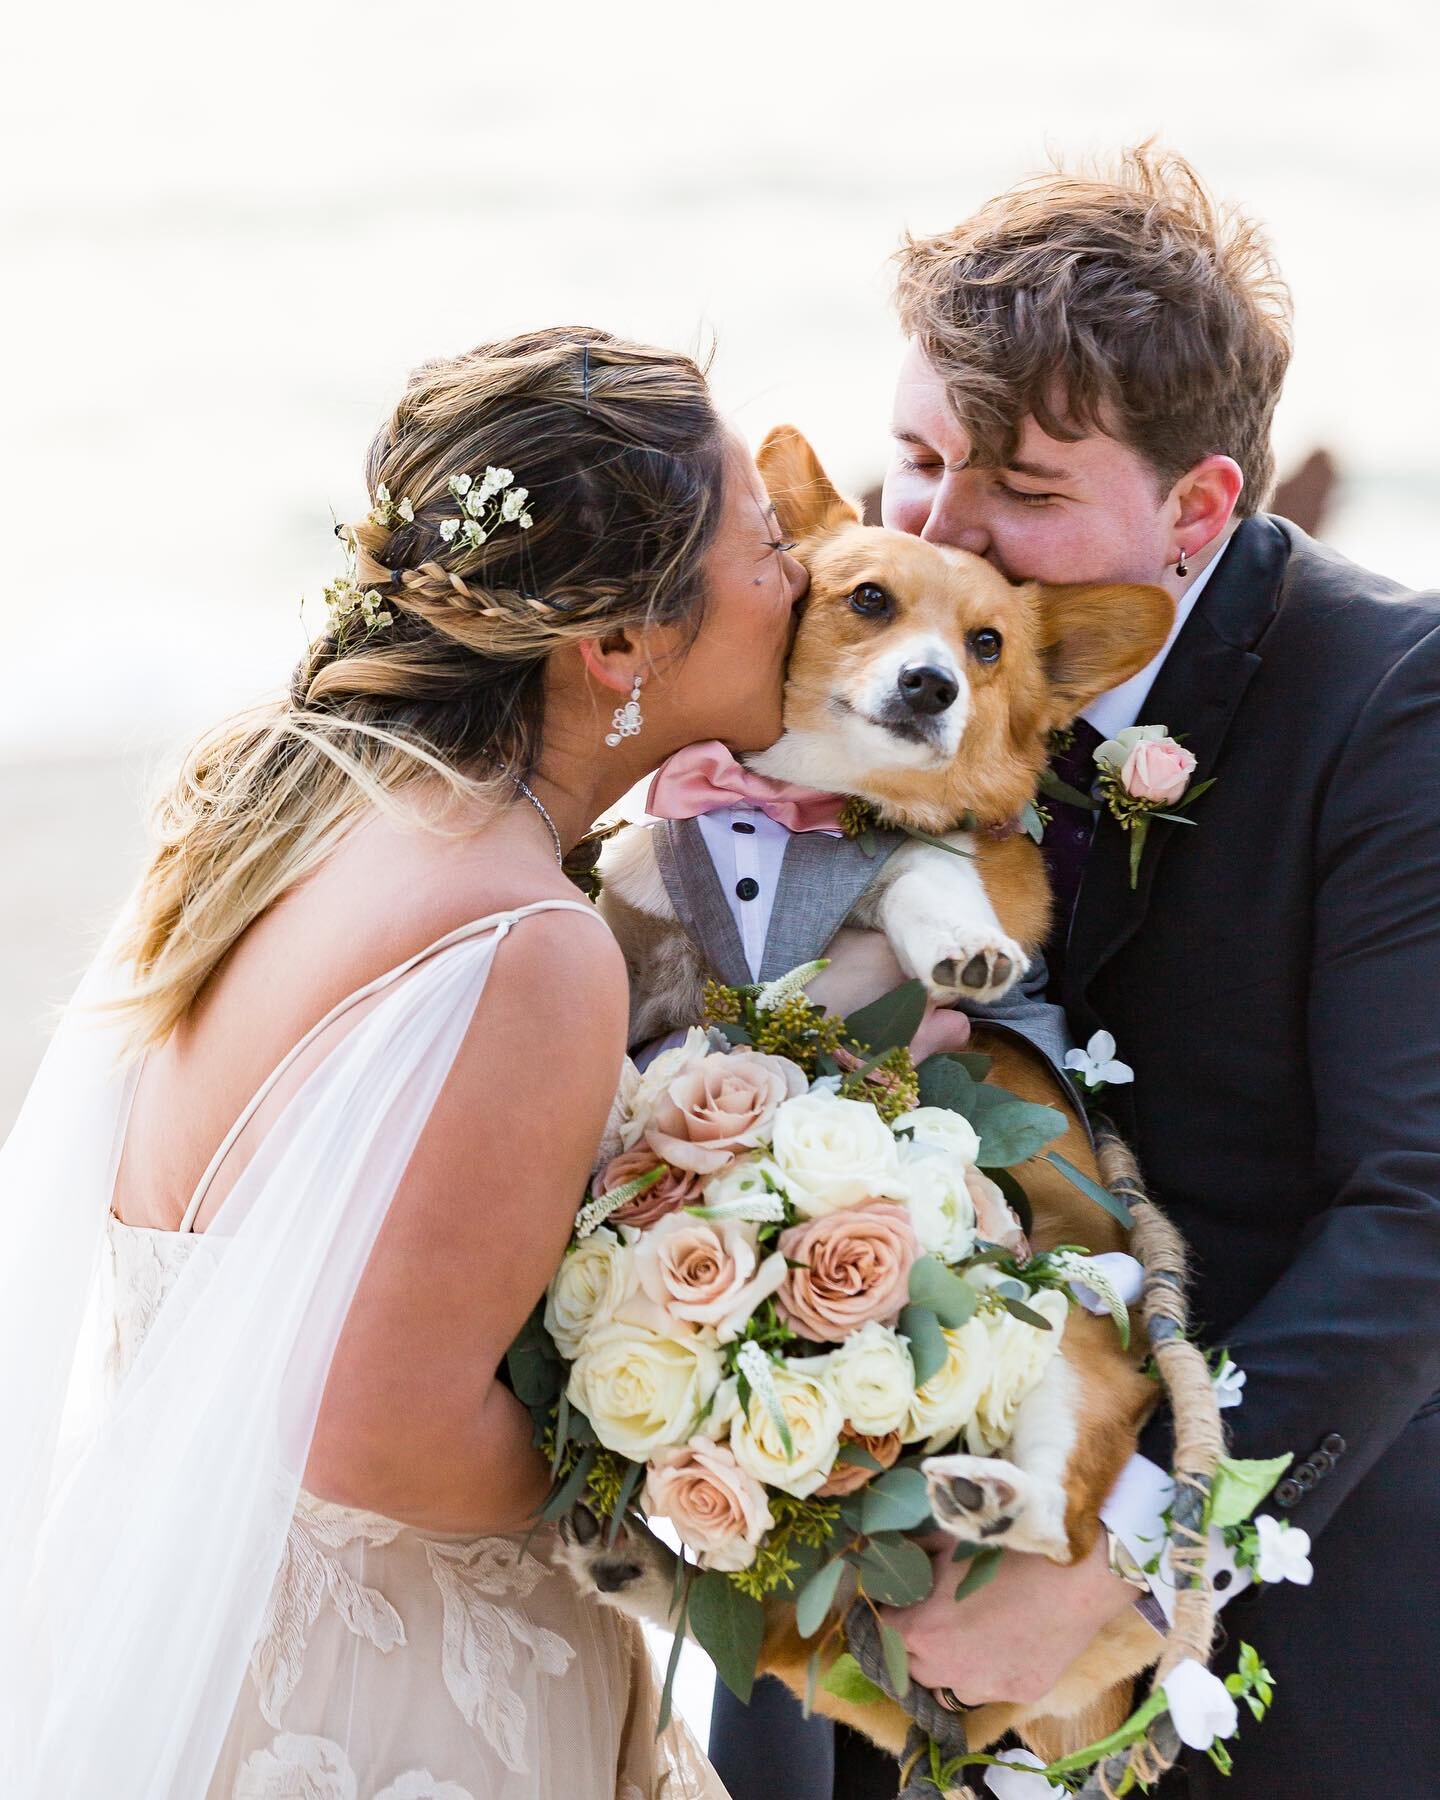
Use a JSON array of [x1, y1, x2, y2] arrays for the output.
[[893, 145, 1293, 515]]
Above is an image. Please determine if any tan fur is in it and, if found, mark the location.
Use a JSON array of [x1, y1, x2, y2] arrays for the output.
[[576, 429, 1177, 1765]]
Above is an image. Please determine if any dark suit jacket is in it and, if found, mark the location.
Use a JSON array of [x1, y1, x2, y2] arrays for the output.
[[1061, 515, 1440, 1794], [712, 518, 1440, 1799]]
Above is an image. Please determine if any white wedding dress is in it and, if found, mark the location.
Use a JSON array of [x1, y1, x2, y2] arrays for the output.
[[0, 900, 728, 1800]]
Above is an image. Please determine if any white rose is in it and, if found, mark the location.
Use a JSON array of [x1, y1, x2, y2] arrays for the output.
[[728, 1359, 844, 1498], [771, 1088, 907, 1218], [700, 1154, 789, 1218], [596, 1057, 642, 1169], [902, 1315, 990, 1445], [893, 1106, 982, 1169], [967, 1288, 1068, 1454], [809, 1320, 915, 1437], [543, 1228, 633, 1360], [567, 1320, 723, 1462], [620, 1029, 712, 1150], [898, 1141, 978, 1263]]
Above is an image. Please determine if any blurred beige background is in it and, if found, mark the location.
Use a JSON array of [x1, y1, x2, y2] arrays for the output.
[[5, 0, 1438, 1740]]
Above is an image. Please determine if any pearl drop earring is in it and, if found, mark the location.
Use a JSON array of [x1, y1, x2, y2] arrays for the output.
[[605, 673, 644, 748]]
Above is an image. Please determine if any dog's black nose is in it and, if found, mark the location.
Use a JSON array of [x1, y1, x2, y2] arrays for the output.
[[897, 663, 959, 716]]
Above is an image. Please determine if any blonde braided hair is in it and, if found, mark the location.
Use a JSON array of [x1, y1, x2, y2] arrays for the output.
[[115, 325, 727, 1049]]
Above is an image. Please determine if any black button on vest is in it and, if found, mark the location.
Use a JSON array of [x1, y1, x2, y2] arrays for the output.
[[735, 877, 760, 901], [731, 820, 756, 835]]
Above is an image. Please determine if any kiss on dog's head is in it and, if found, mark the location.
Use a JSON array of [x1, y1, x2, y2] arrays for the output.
[[748, 425, 1174, 835]]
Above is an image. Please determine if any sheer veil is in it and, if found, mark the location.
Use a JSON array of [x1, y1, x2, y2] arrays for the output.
[[0, 903, 530, 1796]]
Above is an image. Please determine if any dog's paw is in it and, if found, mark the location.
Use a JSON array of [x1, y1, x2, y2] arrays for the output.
[[921, 1454, 1068, 1560], [923, 930, 1029, 1004], [555, 1505, 679, 1621]]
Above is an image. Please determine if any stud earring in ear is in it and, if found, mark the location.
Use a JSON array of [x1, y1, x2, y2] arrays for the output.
[[605, 674, 644, 747]]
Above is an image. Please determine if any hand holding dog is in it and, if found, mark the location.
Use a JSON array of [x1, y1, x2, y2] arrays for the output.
[[881, 1534, 1142, 1706]]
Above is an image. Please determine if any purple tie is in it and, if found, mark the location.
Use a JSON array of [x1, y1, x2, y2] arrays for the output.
[[1040, 717, 1105, 984]]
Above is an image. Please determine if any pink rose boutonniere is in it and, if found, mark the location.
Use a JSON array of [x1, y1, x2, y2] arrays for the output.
[[1094, 724, 1215, 889]]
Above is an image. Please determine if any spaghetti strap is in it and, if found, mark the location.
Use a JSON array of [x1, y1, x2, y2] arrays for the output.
[[177, 898, 608, 1233]]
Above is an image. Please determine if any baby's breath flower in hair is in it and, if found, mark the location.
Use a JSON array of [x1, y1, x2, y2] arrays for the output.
[[440, 465, 534, 551], [367, 482, 415, 528], [322, 528, 393, 640]]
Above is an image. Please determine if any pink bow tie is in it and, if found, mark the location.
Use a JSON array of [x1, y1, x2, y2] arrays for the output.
[[645, 741, 848, 833]]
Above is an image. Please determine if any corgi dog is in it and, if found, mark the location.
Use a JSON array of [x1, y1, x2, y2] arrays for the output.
[[568, 427, 1180, 1766]]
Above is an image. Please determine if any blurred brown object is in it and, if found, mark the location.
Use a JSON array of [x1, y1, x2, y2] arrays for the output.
[[1269, 449, 1339, 537], [856, 447, 1339, 538]]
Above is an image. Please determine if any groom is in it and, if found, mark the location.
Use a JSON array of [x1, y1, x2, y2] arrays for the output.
[[711, 146, 1440, 1798]]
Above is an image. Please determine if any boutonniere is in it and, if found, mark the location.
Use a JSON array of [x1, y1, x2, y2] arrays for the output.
[[1093, 724, 1215, 889]]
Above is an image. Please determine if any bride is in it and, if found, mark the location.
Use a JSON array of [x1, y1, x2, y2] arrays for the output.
[[0, 325, 808, 1798]]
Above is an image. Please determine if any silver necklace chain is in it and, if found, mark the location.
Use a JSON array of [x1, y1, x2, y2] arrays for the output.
[[512, 775, 563, 866]]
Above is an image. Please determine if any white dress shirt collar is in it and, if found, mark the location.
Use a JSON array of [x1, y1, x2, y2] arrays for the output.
[[1080, 536, 1232, 742]]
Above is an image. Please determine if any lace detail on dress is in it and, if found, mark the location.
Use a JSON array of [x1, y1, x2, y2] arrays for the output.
[[232, 1734, 476, 1800], [250, 1497, 408, 1726], [422, 1538, 577, 1771]]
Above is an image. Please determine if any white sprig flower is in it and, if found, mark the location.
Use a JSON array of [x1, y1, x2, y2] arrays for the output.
[[735, 1341, 793, 1461], [984, 1748, 1064, 1799], [1062, 1030, 1135, 1090], [460, 520, 487, 549], [1254, 1514, 1313, 1586], [754, 960, 828, 1012], [500, 485, 529, 522], [447, 472, 472, 499], [397, 496, 414, 523], [439, 518, 460, 542], [1162, 1658, 1240, 1751], [1212, 1354, 1247, 1410], [464, 487, 488, 518]]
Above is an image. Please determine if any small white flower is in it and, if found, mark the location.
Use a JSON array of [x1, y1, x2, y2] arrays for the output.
[[439, 517, 460, 542], [1254, 1513, 1313, 1586], [448, 472, 472, 499], [500, 485, 529, 521], [397, 496, 414, 523], [755, 960, 827, 1011], [519, 511, 534, 528], [375, 482, 391, 505], [460, 520, 487, 549], [1162, 1658, 1239, 1751], [491, 466, 514, 489], [984, 1748, 1064, 1798], [1212, 1355, 1247, 1410], [465, 487, 488, 517], [1062, 1030, 1134, 1089]]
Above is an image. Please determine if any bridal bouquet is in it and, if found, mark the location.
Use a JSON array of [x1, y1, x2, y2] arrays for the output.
[[507, 967, 1134, 1715]]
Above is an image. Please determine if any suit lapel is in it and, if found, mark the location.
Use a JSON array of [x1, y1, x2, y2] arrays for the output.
[[1065, 515, 1291, 1006]]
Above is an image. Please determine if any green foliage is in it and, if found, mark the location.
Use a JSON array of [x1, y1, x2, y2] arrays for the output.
[[689, 1569, 766, 1703], [907, 1255, 979, 1327], [858, 1467, 933, 1535], [820, 1651, 886, 1706], [853, 1532, 933, 1606], [1206, 1453, 1295, 1530], [898, 1303, 949, 1386]]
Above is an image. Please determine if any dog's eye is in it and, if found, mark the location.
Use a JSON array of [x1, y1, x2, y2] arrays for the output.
[[968, 627, 1004, 663], [849, 583, 890, 618]]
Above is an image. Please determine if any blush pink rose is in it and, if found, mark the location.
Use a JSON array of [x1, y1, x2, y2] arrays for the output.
[[633, 1213, 787, 1342], [644, 1050, 807, 1175], [591, 1149, 701, 1228], [965, 1166, 1030, 1257], [643, 1436, 775, 1571], [814, 1428, 903, 1498], [776, 1203, 920, 1343], [1121, 736, 1197, 805]]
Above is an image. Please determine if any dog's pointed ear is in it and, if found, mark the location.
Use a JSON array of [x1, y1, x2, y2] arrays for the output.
[[1030, 582, 1176, 724], [756, 424, 862, 540]]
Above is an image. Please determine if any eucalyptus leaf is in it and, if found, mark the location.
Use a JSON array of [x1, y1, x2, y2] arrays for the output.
[[950, 1052, 994, 1082], [915, 1055, 979, 1118], [505, 1306, 562, 1410], [854, 1533, 933, 1607], [688, 1570, 765, 1704], [899, 1303, 949, 1387], [607, 1458, 645, 1546], [835, 1442, 886, 1471], [1037, 766, 1097, 811], [859, 1467, 933, 1535], [999, 1294, 1053, 1331], [1044, 1150, 1135, 1228], [880, 1622, 911, 1699], [821, 1652, 887, 1706], [796, 1557, 846, 1639], [539, 1446, 596, 1521], [953, 1545, 1003, 1601], [715, 1020, 753, 1046], [656, 1577, 690, 1733], [970, 1089, 1069, 1167], [907, 1256, 979, 1328], [843, 979, 928, 1055]]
